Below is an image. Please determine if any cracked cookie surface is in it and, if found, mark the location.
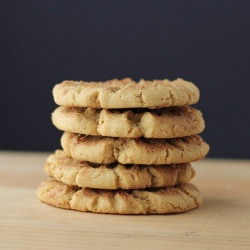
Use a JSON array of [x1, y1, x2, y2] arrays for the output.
[[52, 78, 200, 109], [44, 150, 195, 189], [37, 178, 202, 214], [61, 132, 210, 164], [52, 106, 205, 138]]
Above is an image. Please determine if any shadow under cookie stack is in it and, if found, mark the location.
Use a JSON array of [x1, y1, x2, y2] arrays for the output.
[[37, 78, 210, 214]]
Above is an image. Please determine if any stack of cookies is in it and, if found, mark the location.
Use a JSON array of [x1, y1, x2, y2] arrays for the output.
[[37, 78, 210, 214]]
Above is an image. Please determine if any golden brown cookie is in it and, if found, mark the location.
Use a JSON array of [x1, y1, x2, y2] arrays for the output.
[[52, 78, 200, 109], [45, 150, 195, 189], [61, 132, 210, 165], [37, 178, 202, 214], [52, 106, 205, 138]]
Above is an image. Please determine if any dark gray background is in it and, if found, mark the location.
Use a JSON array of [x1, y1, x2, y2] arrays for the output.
[[0, 1, 249, 159]]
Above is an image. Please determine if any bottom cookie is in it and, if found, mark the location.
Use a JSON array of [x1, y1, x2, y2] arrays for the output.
[[37, 178, 202, 214]]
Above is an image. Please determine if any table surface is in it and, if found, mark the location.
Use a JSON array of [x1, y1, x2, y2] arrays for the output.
[[0, 151, 250, 250]]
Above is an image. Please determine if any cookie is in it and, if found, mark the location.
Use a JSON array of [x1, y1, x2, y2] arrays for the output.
[[52, 106, 205, 138], [45, 150, 195, 189], [37, 178, 202, 214], [61, 132, 210, 164], [52, 78, 200, 109]]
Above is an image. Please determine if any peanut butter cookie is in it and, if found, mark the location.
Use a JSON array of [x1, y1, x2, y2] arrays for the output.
[[52, 106, 205, 138], [37, 178, 202, 214], [45, 150, 195, 189], [53, 78, 199, 109], [61, 132, 210, 165]]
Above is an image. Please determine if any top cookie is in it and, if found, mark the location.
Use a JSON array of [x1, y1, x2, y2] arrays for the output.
[[53, 78, 200, 109]]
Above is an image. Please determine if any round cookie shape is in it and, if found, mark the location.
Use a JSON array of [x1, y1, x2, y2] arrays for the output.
[[61, 132, 210, 165], [52, 106, 205, 138], [53, 78, 200, 109], [45, 150, 195, 189], [37, 178, 202, 214]]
